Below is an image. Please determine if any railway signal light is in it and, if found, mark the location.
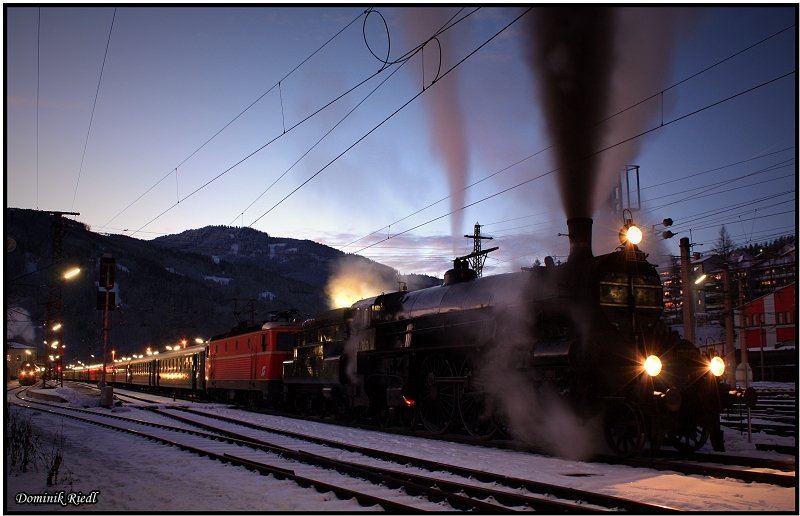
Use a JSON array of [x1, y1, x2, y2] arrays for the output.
[[99, 255, 115, 288]]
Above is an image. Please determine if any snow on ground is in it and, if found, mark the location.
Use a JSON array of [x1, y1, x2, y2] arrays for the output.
[[5, 381, 796, 513]]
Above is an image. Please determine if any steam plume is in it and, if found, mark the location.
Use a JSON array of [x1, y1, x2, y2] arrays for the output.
[[526, 7, 617, 220], [400, 8, 468, 250], [325, 256, 394, 309]]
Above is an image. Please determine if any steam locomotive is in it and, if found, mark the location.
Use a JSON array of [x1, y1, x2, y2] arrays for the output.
[[282, 217, 735, 456], [65, 217, 740, 456]]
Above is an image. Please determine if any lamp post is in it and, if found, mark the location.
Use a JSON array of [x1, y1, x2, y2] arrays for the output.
[[679, 237, 696, 344], [42, 266, 81, 388]]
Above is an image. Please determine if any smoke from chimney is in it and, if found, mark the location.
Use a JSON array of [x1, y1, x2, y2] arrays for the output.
[[527, 7, 617, 221], [400, 8, 469, 252]]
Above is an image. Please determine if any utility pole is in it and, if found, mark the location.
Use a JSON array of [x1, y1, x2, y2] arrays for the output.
[[44, 211, 79, 387], [464, 222, 493, 277], [737, 277, 750, 387], [722, 263, 736, 386], [679, 237, 696, 345], [97, 254, 115, 406]]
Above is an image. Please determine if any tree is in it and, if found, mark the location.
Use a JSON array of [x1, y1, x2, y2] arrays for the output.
[[714, 225, 735, 263]]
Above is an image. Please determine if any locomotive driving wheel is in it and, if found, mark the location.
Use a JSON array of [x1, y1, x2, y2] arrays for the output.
[[418, 355, 457, 434], [667, 424, 709, 453], [604, 400, 646, 456], [457, 357, 497, 439]]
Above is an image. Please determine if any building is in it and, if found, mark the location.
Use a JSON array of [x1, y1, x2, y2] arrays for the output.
[[660, 241, 796, 372], [738, 282, 796, 350]]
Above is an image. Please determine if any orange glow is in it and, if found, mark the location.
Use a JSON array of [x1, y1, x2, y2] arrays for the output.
[[403, 395, 416, 407], [325, 268, 387, 308]]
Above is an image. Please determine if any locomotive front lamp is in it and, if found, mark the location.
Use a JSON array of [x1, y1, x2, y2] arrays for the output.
[[709, 356, 725, 377], [643, 355, 662, 376], [626, 224, 643, 245]]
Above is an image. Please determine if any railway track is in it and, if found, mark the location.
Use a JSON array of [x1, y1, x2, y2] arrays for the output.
[[11, 391, 669, 512], [10, 384, 794, 511], [174, 406, 795, 490]]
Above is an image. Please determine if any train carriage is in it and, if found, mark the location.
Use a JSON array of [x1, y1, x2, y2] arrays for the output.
[[155, 344, 205, 392], [128, 355, 156, 387]]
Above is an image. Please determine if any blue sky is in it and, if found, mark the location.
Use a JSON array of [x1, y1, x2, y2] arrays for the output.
[[5, 5, 796, 276]]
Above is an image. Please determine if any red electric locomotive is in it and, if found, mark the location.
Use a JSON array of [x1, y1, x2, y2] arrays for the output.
[[205, 313, 302, 405]]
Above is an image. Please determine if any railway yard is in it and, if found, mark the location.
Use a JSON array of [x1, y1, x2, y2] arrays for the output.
[[6, 380, 796, 512]]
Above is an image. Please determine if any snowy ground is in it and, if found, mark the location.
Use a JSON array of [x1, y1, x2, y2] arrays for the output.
[[4, 381, 796, 513]]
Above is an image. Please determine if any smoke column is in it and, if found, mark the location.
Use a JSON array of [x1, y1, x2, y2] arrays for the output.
[[400, 8, 468, 251], [526, 7, 617, 220]]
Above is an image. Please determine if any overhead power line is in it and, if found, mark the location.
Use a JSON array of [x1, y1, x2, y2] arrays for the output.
[[71, 8, 116, 211], [100, 9, 369, 233]]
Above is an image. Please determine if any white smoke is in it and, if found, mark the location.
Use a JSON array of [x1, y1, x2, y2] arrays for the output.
[[6, 306, 36, 344]]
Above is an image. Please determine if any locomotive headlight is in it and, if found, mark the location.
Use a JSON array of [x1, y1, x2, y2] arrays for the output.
[[643, 355, 662, 376], [625, 225, 643, 245], [709, 356, 725, 377], [618, 219, 643, 245]]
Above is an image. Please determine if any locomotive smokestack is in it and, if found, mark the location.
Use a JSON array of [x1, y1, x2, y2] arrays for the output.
[[567, 217, 593, 262]]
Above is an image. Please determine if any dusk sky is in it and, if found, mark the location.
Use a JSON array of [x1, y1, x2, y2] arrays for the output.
[[5, 5, 796, 276]]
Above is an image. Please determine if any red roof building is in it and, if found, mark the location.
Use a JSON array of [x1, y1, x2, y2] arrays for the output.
[[738, 282, 796, 350]]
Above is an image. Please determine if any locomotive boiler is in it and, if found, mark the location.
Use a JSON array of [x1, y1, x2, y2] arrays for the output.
[[283, 217, 731, 456]]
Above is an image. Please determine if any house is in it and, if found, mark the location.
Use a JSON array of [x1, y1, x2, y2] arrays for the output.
[[738, 282, 796, 349]]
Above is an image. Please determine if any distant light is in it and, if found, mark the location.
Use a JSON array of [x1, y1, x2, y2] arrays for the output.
[[694, 274, 707, 285], [195, 338, 204, 344], [52, 323, 62, 331], [63, 267, 81, 280]]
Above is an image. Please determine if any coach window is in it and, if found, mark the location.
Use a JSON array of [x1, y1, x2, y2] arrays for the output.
[[235, 340, 239, 351], [224, 342, 227, 352], [261, 334, 267, 352]]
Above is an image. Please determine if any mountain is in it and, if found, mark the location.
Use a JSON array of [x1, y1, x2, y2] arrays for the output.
[[4, 208, 439, 364]]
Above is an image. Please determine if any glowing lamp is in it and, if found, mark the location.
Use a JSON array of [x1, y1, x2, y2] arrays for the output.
[[618, 222, 643, 245], [709, 356, 725, 377], [643, 355, 662, 377], [626, 225, 643, 245]]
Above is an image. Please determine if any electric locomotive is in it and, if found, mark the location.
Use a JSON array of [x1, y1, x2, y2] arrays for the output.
[[283, 217, 732, 456]]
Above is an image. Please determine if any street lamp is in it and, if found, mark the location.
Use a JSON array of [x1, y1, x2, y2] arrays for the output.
[[62, 267, 81, 280]]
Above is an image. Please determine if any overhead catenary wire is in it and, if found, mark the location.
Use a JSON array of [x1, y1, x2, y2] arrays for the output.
[[231, 7, 479, 228], [71, 7, 116, 212], [128, 8, 526, 237], [99, 8, 368, 232], [351, 68, 795, 256], [337, 24, 796, 255], [129, 8, 485, 237]]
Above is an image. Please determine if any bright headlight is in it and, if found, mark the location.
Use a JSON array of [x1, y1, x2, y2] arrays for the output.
[[709, 356, 725, 377], [626, 225, 643, 245], [644, 355, 662, 377]]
